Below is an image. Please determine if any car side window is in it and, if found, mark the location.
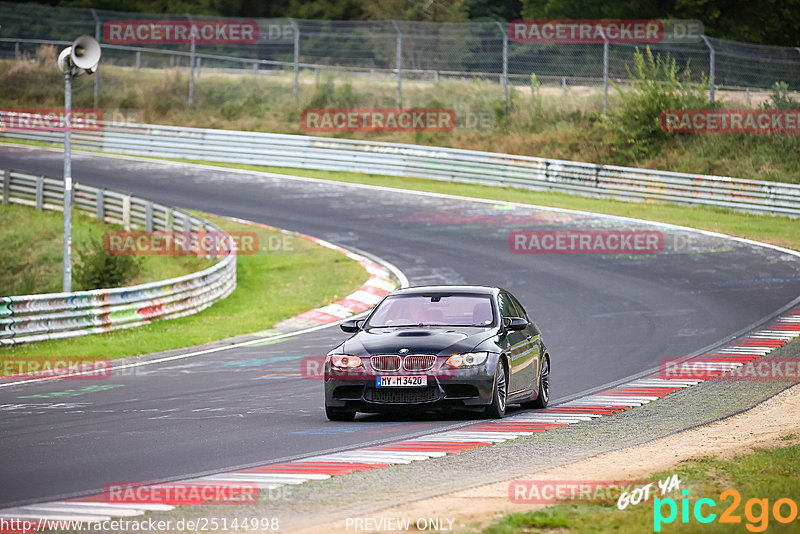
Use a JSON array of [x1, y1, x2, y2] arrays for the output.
[[510, 294, 529, 321], [498, 292, 520, 318]]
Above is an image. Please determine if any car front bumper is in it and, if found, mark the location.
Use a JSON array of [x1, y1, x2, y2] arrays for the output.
[[324, 354, 498, 413]]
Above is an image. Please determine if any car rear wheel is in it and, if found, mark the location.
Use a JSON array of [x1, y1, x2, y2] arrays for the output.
[[522, 356, 550, 409], [483, 360, 507, 419], [326, 405, 356, 421]]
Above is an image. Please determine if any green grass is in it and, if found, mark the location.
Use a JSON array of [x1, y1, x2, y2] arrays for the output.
[[171, 160, 800, 253], [2, 213, 367, 358], [2, 51, 798, 183], [0, 203, 211, 296], [478, 439, 800, 533]]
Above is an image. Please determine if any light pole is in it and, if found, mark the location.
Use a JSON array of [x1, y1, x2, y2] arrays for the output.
[[57, 35, 101, 292]]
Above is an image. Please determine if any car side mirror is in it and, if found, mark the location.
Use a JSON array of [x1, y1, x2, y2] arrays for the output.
[[503, 317, 529, 331], [340, 319, 363, 333]]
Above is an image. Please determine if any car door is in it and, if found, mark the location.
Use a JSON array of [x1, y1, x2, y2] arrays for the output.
[[510, 293, 541, 392], [498, 291, 530, 396]]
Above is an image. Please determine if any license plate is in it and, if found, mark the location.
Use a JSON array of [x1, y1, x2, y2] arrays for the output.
[[377, 375, 427, 387]]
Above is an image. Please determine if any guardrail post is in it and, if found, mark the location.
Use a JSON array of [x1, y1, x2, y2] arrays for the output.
[[90, 8, 101, 108], [433, 70, 439, 84], [2, 170, 9, 205], [35, 176, 44, 211], [96, 189, 104, 221], [122, 195, 131, 231], [392, 20, 403, 106], [702, 35, 715, 103], [495, 22, 509, 112], [289, 19, 300, 102], [182, 214, 191, 233], [166, 209, 174, 231], [145, 202, 153, 232], [562, 77, 567, 94], [135, 50, 141, 71], [14, 42, 20, 61]]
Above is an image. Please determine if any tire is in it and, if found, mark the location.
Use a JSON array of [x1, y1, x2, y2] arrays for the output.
[[522, 356, 550, 409], [326, 405, 356, 421], [483, 360, 508, 419]]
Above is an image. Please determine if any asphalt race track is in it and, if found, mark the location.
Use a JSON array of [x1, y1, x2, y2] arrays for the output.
[[2, 145, 800, 508]]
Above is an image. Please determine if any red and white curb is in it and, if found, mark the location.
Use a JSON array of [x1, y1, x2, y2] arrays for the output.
[[223, 217, 399, 332], [3, 310, 797, 524]]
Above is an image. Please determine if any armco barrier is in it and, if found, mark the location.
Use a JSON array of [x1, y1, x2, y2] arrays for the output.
[[0, 168, 236, 345], [2, 122, 799, 216]]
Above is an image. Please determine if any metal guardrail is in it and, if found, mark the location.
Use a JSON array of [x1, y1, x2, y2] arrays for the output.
[[0, 168, 237, 345], [2, 122, 799, 217]]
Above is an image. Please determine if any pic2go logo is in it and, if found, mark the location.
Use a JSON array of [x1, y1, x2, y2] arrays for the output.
[[653, 489, 799, 532]]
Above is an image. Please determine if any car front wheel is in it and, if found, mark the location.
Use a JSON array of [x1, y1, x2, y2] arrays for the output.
[[483, 360, 507, 419], [522, 356, 550, 409]]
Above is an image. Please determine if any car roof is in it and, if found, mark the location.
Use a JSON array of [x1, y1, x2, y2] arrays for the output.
[[390, 285, 499, 296]]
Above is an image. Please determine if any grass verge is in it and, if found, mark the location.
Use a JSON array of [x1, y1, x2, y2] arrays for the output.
[[479, 438, 800, 533], [0, 203, 211, 295], [2, 212, 367, 358]]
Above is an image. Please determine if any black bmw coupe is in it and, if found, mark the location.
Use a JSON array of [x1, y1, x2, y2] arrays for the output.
[[324, 285, 551, 420]]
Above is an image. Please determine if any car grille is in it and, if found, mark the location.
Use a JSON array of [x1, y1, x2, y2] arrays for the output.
[[370, 355, 401, 372], [402, 355, 436, 372], [365, 387, 439, 404]]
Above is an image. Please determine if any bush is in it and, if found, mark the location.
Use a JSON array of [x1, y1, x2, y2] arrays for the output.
[[762, 81, 798, 109], [74, 239, 140, 290], [603, 47, 710, 162]]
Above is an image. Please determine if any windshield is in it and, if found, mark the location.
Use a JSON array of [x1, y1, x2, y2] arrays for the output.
[[366, 294, 496, 328]]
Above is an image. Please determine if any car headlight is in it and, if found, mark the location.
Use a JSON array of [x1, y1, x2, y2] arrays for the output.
[[330, 355, 363, 369], [445, 352, 490, 368]]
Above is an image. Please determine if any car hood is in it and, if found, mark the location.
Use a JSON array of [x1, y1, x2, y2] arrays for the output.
[[343, 327, 496, 356]]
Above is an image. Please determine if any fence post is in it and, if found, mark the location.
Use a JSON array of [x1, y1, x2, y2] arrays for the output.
[[603, 37, 609, 113], [14, 42, 20, 61], [96, 189, 104, 221], [135, 50, 141, 71], [122, 195, 131, 231], [495, 22, 509, 111], [187, 14, 196, 107], [392, 20, 402, 106], [289, 18, 300, 102], [2, 170, 9, 205], [90, 8, 101, 108], [702, 35, 715, 103], [562, 77, 567, 94], [35, 177, 44, 211]]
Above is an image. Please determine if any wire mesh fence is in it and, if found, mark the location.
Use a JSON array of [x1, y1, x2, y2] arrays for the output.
[[1, 1, 799, 108]]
